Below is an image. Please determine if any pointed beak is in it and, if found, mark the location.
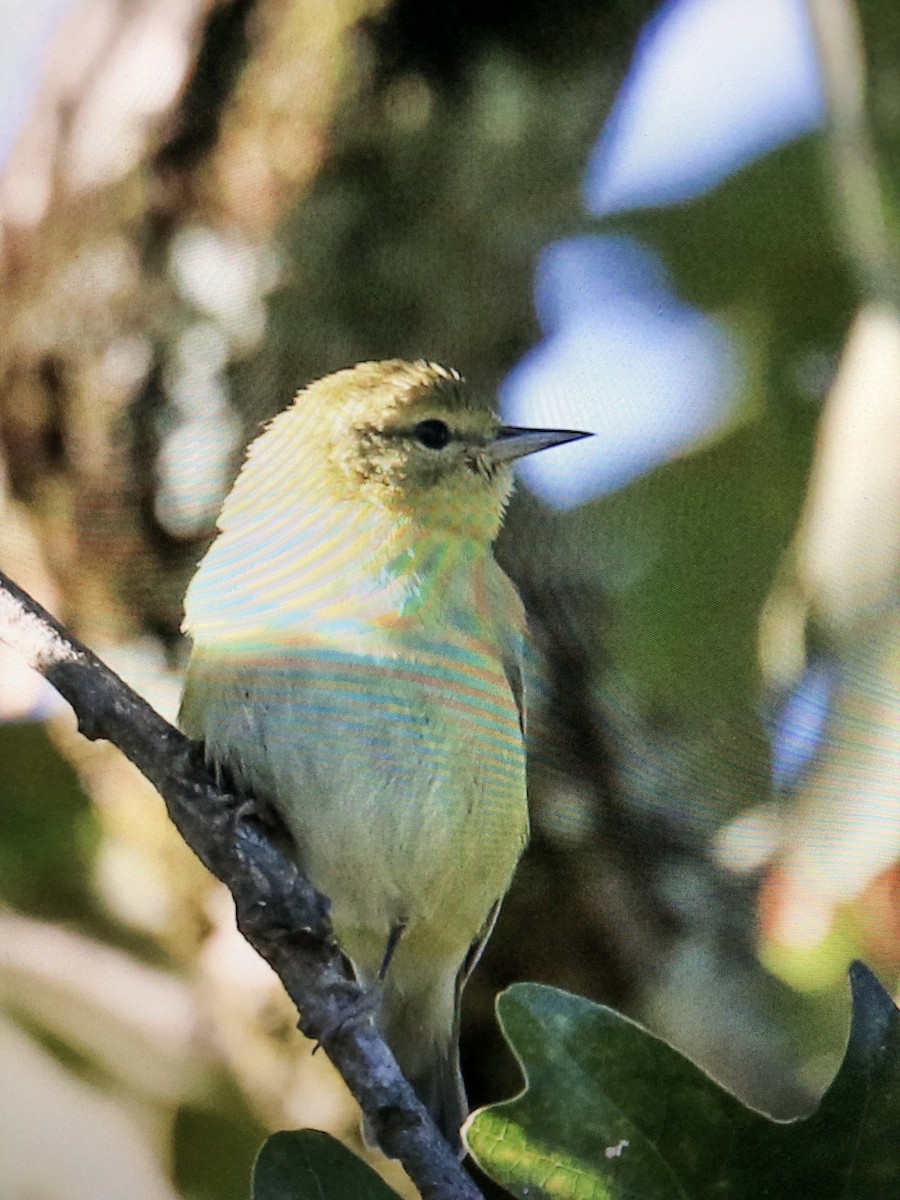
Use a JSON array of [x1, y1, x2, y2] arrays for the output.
[[485, 425, 593, 465]]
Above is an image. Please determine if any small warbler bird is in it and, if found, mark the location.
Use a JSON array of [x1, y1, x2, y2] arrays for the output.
[[179, 359, 588, 1152]]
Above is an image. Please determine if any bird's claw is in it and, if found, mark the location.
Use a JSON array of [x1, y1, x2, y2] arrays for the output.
[[311, 987, 380, 1055]]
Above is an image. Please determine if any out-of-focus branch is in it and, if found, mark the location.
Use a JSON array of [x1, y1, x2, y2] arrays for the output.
[[0, 568, 483, 1200], [766, 1, 900, 642], [805, 0, 900, 303], [755, 3, 900, 950]]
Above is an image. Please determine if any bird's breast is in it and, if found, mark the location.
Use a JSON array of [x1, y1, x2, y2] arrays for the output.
[[181, 631, 527, 964], [181, 522, 529, 969]]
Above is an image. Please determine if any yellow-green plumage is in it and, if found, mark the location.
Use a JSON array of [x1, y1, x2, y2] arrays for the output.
[[179, 360, 585, 1152]]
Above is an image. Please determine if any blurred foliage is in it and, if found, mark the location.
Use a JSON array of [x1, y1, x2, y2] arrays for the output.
[[0, 724, 98, 922], [174, 1098, 270, 1200], [235, 52, 624, 437], [568, 132, 852, 766]]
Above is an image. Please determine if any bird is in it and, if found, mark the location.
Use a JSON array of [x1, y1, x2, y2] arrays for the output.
[[179, 359, 589, 1154]]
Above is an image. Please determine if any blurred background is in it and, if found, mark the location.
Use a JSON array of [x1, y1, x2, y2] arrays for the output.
[[1, 0, 899, 1195]]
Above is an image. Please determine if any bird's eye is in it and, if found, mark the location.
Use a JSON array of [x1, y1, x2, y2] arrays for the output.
[[413, 419, 452, 450]]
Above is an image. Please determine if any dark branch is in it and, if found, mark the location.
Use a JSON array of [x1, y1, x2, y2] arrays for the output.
[[0, 569, 483, 1200]]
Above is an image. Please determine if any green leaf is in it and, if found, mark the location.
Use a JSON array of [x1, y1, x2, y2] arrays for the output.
[[252, 1130, 402, 1200], [467, 963, 900, 1199]]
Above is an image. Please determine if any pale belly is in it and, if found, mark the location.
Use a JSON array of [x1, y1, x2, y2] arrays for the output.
[[181, 641, 528, 979]]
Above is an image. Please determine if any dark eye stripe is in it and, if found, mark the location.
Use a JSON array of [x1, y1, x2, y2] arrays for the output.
[[414, 419, 452, 450]]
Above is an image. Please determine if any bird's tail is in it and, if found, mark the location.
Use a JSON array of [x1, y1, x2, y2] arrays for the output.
[[362, 974, 468, 1158], [361, 1037, 468, 1158], [405, 1040, 468, 1155]]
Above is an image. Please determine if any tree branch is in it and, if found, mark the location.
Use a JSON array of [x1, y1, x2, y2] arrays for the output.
[[0, 569, 483, 1200]]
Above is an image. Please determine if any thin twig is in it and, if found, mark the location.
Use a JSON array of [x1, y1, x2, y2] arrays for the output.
[[0, 569, 484, 1200]]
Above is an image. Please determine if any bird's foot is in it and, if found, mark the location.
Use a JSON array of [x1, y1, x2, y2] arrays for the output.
[[309, 916, 408, 1053], [310, 985, 380, 1055]]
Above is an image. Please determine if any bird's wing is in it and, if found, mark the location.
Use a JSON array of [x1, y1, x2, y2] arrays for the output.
[[449, 895, 504, 1065], [502, 639, 526, 738], [459, 895, 502, 989], [487, 563, 527, 738]]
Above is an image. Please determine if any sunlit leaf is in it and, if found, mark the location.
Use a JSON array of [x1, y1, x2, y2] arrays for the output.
[[468, 963, 900, 1199]]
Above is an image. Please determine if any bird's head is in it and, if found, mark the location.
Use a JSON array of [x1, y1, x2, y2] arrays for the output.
[[264, 359, 589, 542]]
